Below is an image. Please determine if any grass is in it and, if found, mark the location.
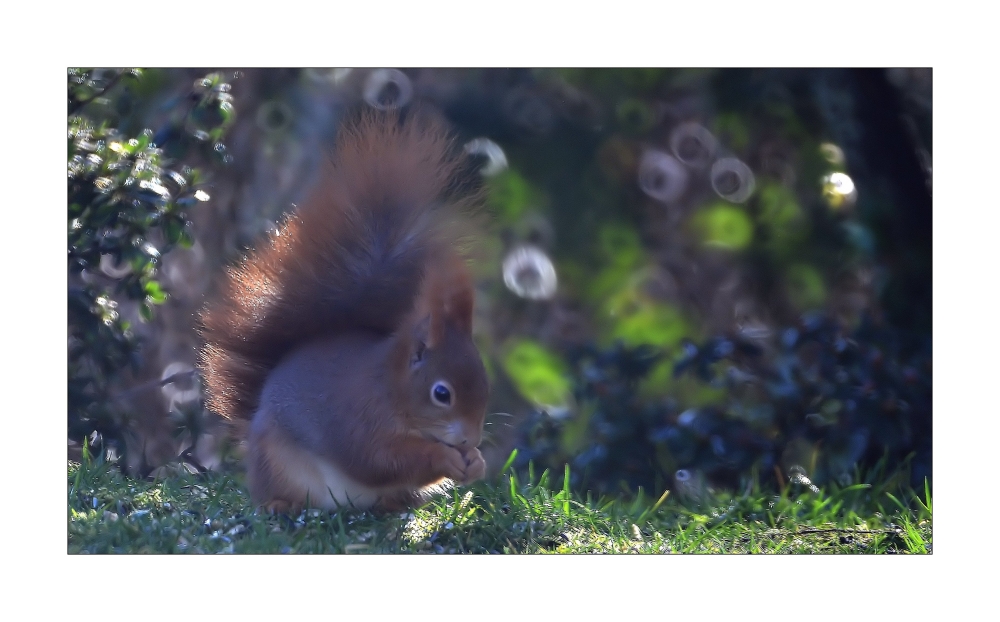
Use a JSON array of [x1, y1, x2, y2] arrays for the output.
[[68, 450, 932, 554]]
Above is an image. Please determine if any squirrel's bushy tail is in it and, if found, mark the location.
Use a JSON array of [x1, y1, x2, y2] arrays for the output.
[[199, 110, 479, 422]]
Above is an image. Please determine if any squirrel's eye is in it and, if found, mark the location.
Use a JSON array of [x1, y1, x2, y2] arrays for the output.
[[430, 381, 453, 407]]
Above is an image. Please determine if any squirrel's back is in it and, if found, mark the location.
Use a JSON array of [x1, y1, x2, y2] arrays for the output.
[[199, 111, 479, 423]]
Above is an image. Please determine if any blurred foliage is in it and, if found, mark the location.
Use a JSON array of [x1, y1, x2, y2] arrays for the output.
[[502, 340, 572, 408], [67, 68, 234, 464], [473, 68, 931, 496], [515, 313, 930, 497]]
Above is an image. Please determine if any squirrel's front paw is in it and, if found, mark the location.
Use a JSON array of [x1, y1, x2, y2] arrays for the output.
[[432, 444, 471, 483], [430, 443, 486, 484], [460, 447, 486, 484]]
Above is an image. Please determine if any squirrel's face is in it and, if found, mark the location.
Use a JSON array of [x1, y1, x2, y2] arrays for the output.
[[402, 322, 489, 449]]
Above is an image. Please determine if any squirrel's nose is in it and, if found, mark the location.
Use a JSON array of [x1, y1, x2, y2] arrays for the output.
[[449, 422, 480, 448], [463, 427, 482, 449]]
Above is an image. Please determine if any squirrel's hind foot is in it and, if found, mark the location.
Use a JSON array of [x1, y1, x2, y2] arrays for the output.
[[257, 499, 299, 516]]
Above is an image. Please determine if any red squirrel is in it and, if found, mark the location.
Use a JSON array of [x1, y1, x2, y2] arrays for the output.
[[198, 111, 489, 513]]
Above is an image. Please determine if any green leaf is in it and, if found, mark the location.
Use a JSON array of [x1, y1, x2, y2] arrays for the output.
[[597, 223, 643, 269], [486, 170, 546, 224], [502, 340, 572, 407], [690, 203, 754, 250], [616, 98, 656, 135], [144, 280, 167, 305], [785, 264, 826, 310], [137, 131, 151, 151], [177, 229, 194, 249], [218, 100, 234, 124], [608, 297, 693, 350], [164, 219, 183, 245]]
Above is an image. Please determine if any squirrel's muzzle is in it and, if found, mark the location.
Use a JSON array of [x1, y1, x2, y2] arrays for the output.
[[443, 421, 482, 449]]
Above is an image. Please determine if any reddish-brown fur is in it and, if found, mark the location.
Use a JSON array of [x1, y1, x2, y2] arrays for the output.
[[198, 111, 488, 511], [200, 110, 478, 423]]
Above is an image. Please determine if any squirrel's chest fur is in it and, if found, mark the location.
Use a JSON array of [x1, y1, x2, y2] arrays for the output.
[[248, 420, 384, 510]]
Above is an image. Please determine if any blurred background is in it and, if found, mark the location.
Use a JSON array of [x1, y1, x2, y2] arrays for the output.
[[67, 68, 932, 499]]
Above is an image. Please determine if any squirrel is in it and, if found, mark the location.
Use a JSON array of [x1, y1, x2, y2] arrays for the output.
[[198, 111, 489, 513]]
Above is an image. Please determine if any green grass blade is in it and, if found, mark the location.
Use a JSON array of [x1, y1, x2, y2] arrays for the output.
[[562, 464, 571, 516], [500, 449, 518, 474]]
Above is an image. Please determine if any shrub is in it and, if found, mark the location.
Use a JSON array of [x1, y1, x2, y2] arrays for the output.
[[67, 68, 234, 464]]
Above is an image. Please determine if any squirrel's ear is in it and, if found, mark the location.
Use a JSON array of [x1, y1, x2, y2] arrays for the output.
[[428, 263, 474, 344]]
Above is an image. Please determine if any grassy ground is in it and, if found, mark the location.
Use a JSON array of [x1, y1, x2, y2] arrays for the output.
[[68, 450, 931, 554]]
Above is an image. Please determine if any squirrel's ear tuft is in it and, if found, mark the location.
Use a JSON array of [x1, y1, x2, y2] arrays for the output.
[[444, 273, 474, 335], [410, 316, 429, 366]]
